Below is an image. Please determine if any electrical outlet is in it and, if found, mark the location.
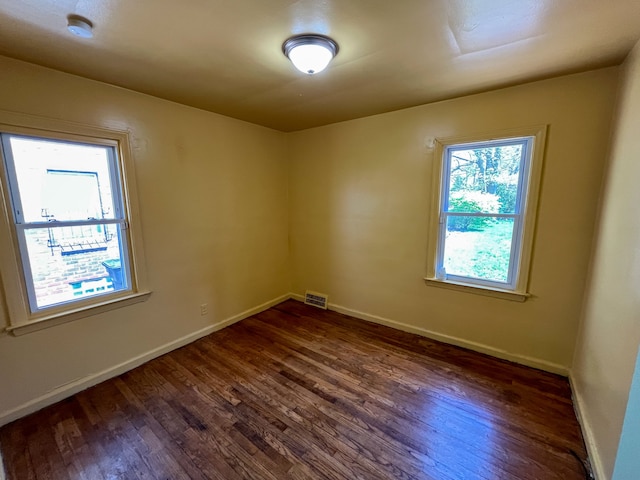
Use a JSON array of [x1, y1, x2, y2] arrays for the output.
[[200, 303, 208, 316]]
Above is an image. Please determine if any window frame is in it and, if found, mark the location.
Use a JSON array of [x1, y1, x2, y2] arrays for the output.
[[0, 111, 150, 335], [425, 126, 547, 302]]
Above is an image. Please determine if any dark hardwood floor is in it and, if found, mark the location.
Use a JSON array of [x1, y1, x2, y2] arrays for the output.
[[0, 300, 590, 479]]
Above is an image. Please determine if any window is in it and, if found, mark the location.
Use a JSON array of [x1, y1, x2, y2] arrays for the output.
[[426, 127, 546, 301], [0, 114, 149, 334]]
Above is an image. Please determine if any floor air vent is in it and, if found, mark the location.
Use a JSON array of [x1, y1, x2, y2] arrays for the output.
[[304, 291, 328, 309]]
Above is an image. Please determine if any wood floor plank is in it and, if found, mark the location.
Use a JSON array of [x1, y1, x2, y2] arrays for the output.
[[0, 300, 590, 479]]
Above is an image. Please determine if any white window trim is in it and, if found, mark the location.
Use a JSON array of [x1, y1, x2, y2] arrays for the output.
[[424, 125, 547, 302], [0, 111, 150, 335]]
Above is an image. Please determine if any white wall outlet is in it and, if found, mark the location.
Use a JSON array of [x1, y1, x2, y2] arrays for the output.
[[200, 303, 208, 316]]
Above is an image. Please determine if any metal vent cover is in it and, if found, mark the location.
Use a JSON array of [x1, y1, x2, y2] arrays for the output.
[[304, 290, 328, 309]]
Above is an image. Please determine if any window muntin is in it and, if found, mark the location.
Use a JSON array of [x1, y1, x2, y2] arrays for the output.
[[434, 136, 535, 291], [1, 133, 131, 312]]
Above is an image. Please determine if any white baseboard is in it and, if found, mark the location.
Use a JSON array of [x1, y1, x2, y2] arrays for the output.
[[0, 291, 568, 426], [0, 293, 290, 427], [290, 294, 568, 375], [569, 374, 606, 480]]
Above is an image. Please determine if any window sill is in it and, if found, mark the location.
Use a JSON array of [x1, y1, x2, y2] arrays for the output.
[[6, 291, 152, 336], [423, 278, 529, 302]]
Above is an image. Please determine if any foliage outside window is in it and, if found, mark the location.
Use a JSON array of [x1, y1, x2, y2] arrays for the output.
[[426, 127, 546, 300], [0, 115, 149, 334]]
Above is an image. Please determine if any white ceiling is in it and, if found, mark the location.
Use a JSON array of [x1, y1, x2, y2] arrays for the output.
[[1, 0, 639, 131]]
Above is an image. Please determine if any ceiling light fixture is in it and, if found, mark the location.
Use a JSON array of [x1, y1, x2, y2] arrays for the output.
[[67, 15, 93, 39], [282, 34, 338, 75]]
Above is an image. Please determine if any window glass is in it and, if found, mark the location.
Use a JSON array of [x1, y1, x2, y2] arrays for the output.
[[445, 143, 524, 215], [23, 224, 128, 309], [435, 137, 532, 290], [8, 136, 117, 222], [442, 217, 515, 283]]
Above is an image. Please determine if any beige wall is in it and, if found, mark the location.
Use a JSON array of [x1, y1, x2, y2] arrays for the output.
[[0, 56, 290, 420], [572, 40, 640, 480], [288, 68, 619, 372]]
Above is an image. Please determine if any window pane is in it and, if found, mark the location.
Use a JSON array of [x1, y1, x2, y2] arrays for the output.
[[446, 144, 524, 214], [7, 136, 117, 222], [23, 223, 128, 309], [443, 217, 515, 283]]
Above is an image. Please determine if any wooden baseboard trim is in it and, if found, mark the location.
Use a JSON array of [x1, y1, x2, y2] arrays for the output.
[[0, 293, 291, 427], [289, 294, 568, 375], [569, 374, 605, 480]]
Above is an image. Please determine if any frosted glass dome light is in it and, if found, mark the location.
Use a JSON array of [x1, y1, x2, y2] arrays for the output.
[[283, 35, 338, 75]]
